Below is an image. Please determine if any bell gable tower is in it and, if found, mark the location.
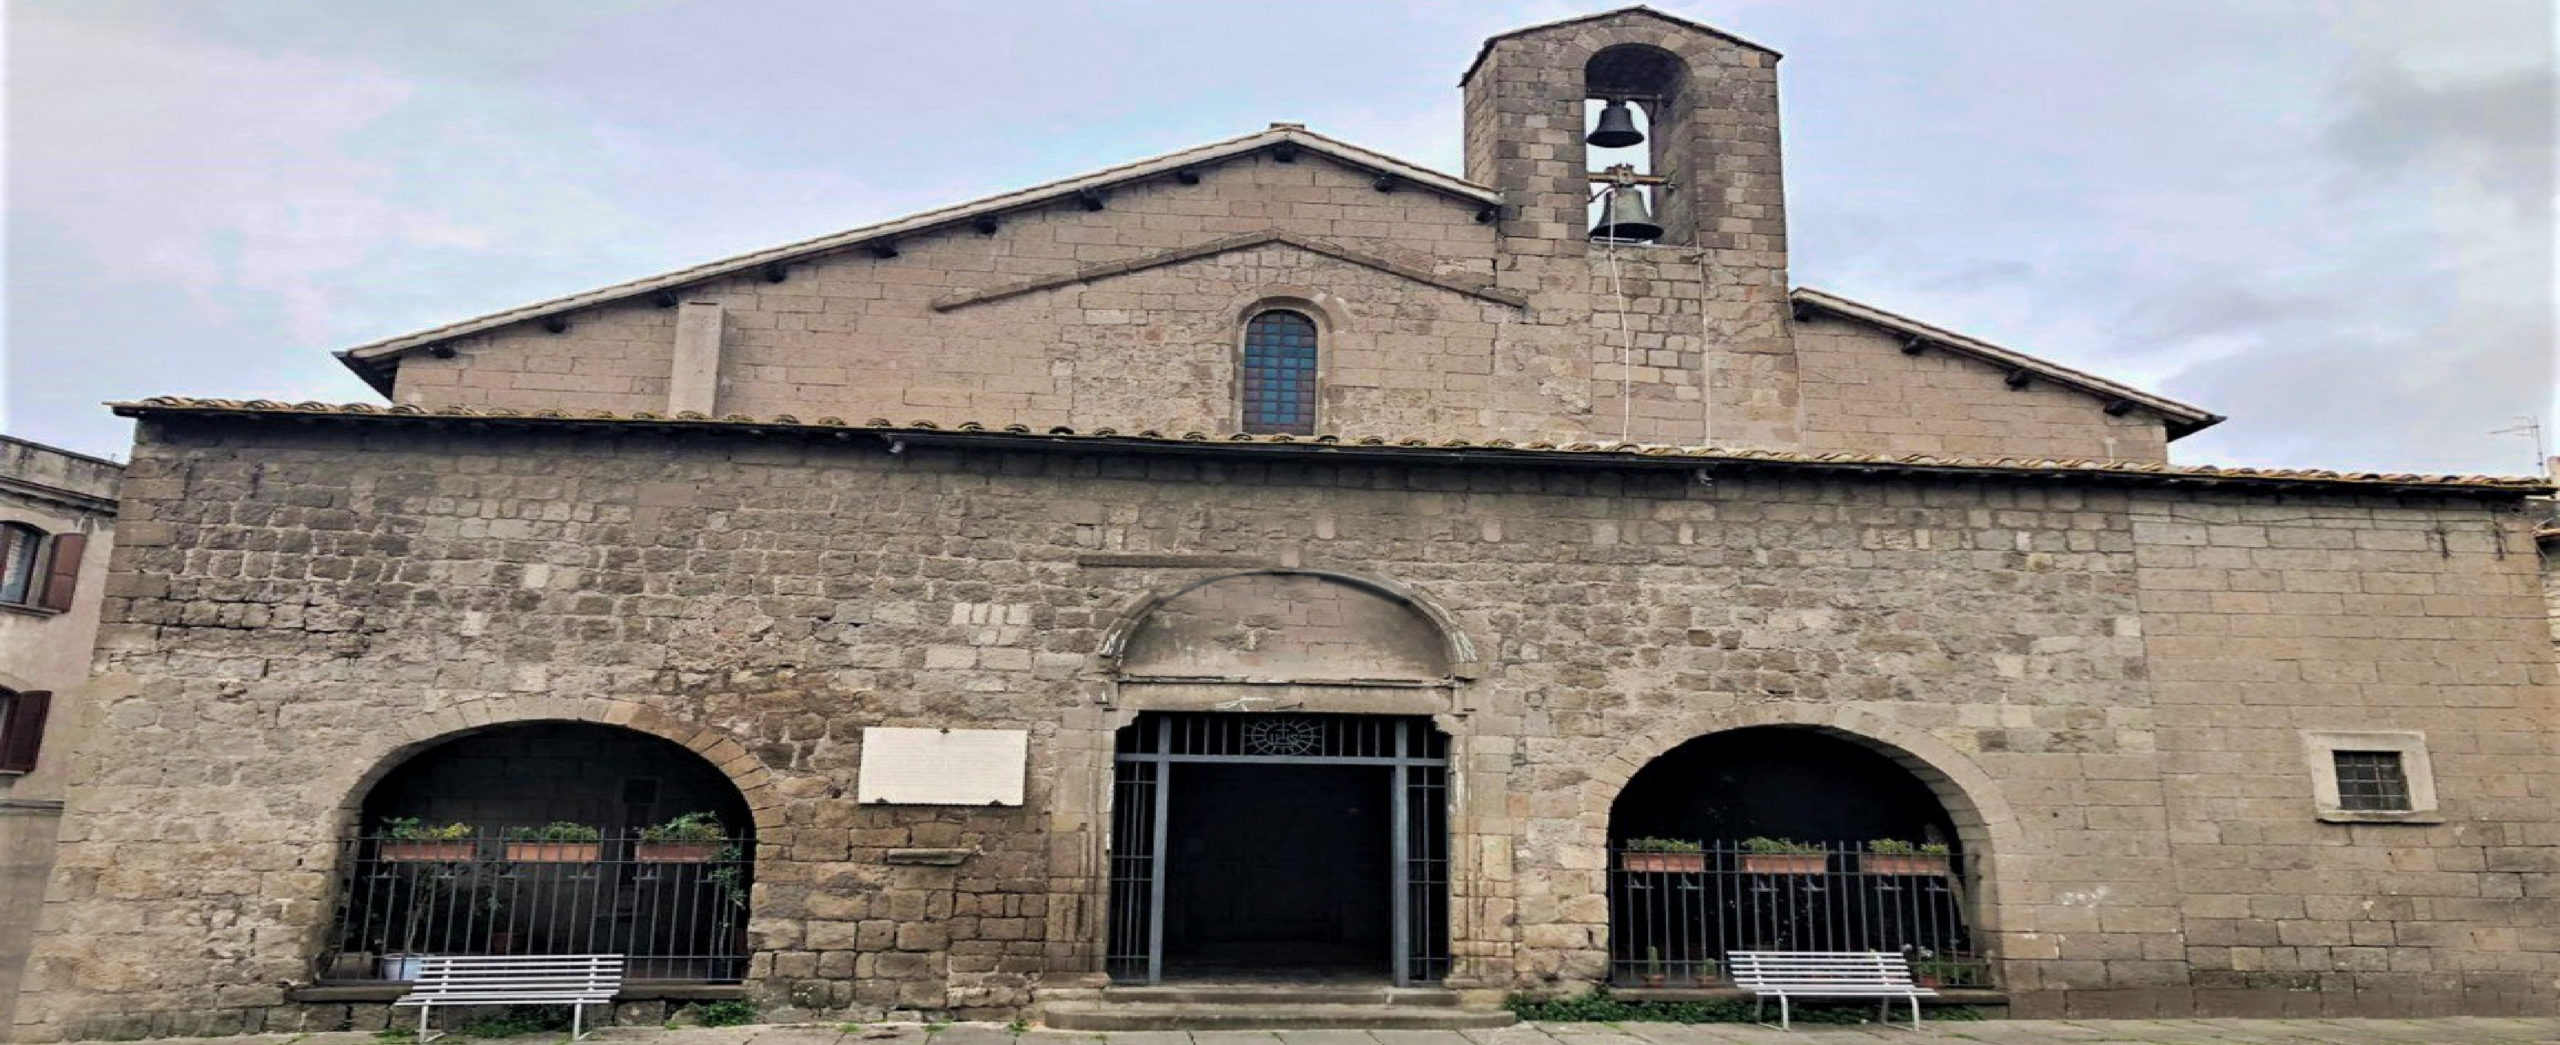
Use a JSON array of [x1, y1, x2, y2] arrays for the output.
[[1463, 7, 1799, 448], [1461, 5, 1787, 262]]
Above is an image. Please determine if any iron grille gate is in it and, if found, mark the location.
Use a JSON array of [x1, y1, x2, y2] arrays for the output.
[[1106, 712, 1450, 985]]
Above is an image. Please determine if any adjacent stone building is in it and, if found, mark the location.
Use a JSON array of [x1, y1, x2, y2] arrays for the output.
[[0, 437, 119, 1038], [12, 8, 2557, 1040]]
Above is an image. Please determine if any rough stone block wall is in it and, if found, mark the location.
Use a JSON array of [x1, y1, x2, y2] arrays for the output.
[[16, 419, 2554, 1040], [2133, 495, 2560, 1018], [393, 154, 1530, 436], [2541, 517, 2558, 658], [385, 148, 1808, 452], [1797, 315, 2172, 462]]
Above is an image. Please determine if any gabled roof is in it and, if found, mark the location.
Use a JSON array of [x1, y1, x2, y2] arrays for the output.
[[110, 398, 2552, 498], [1459, 5, 1781, 86], [334, 125, 1504, 394], [1790, 287, 2225, 440]]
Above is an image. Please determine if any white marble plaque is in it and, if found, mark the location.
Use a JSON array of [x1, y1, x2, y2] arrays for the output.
[[856, 727, 1027, 806]]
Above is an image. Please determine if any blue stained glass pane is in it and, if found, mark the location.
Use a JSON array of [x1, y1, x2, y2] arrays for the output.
[[1242, 310, 1320, 435]]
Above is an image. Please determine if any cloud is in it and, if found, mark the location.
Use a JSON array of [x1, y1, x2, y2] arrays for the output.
[[4, 0, 2551, 474]]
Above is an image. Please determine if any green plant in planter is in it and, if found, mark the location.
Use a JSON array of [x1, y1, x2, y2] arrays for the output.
[[503, 822, 603, 842], [1737, 836, 1828, 874], [639, 812, 726, 843], [377, 817, 473, 841], [1619, 836, 1708, 873], [1622, 837, 1703, 853], [1739, 836, 1821, 854], [1864, 839, 1950, 855]]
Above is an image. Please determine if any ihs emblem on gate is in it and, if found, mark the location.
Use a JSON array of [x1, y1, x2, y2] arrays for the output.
[[1243, 716, 1323, 756]]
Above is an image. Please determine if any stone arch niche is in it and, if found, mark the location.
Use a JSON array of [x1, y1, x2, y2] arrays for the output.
[[1598, 723, 2003, 989], [1101, 569, 1475, 715], [322, 721, 757, 983]]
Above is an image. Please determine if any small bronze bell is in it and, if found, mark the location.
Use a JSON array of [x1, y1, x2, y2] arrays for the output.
[[1589, 185, 1663, 242], [1587, 99, 1644, 148]]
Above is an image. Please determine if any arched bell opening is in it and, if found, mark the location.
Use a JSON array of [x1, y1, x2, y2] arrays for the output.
[[1604, 726, 1990, 989], [320, 722, 757, 984], [1583, 43, 1688, 244]]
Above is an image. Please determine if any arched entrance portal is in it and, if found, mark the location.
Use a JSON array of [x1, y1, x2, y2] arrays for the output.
[[1105, 712, 1449, 986], [1606, 727, 1986, 988], [321, 722, 756, 983], [1098, 570, 1467, 987]]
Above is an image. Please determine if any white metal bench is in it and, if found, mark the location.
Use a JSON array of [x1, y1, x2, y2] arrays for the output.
[[391, 954, 625, 1041], [1727, 950, 1936, 1029]]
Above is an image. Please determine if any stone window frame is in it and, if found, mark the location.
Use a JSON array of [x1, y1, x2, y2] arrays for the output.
[[2301, 730, 2442, 824], [1231, 292, 1342, 437]]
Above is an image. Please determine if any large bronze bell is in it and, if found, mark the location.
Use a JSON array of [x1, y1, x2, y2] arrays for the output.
[[1587, 99, 1644, 148], [1589, 185, 1663, 242]]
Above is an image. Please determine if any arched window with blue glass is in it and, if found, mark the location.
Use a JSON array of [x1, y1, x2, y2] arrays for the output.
[[1240, 309, 1320, 435]]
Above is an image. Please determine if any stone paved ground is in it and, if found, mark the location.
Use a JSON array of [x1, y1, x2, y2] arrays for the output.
[[55, 1018, 2560, 1045]]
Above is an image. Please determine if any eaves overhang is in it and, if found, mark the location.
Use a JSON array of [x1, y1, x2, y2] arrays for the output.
[[110, 398, 2552, 500], [1790, 287, 2227, 440]]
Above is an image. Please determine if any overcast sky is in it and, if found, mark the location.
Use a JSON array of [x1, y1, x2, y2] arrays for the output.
[[6, 0, 2553, 474]]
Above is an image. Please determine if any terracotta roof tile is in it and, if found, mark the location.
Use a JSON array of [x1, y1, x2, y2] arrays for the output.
[[111, 398, 2551, 496]]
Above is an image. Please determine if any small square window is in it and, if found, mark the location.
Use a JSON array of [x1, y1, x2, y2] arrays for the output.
[[2302, 730, 2439, 824], [2330, 751, 2411, 811]]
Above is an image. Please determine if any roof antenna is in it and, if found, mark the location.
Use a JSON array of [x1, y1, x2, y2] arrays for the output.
[[2487, 416, 2545, 476]]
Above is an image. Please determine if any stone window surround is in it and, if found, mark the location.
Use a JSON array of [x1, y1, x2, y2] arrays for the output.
[[1230, 290, 1345, 436], [1239, 309, 1321, 436], [2301, 730, 2442, 824]]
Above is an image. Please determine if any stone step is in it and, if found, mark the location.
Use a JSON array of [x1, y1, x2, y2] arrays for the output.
[[1040, 1002, 1517, 1032], [1096, 985, 1466, 1007]]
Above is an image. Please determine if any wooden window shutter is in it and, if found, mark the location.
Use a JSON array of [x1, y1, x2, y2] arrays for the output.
[[0, 690, 50, 772], [37, 533, 85, 612]]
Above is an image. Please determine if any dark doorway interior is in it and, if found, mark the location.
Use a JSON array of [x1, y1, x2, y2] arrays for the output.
[[362, 722, 752, 835], [1609, 726, 1956, 846], [1162, 762, 1391, 978]]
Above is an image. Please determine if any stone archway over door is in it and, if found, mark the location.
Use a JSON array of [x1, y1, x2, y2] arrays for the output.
[[1094, 570, 1474, 987]]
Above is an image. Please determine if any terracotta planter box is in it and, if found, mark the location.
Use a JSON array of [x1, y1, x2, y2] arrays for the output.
[[1741, 852, 1827, 874], [636, 841, 722, 863], [503, 842, 601, 863], [1621, 851, 1706, 873], [379, 840, 475, 862], [1863, 854, 1950, 876]]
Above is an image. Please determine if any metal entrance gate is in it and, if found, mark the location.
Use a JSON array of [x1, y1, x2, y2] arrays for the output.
[[1106, 712, 1450, 985]]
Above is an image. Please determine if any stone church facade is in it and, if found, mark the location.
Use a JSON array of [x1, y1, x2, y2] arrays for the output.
[[12, 8, 2557, 1040]]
